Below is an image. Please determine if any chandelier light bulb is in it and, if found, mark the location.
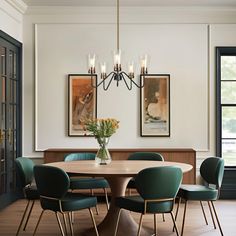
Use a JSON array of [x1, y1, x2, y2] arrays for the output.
[[88, 54, 96, 73]]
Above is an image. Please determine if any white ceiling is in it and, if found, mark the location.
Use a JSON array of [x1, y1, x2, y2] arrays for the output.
[[21, 0, 236, 7]]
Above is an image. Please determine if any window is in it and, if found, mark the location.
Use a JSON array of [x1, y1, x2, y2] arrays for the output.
[[216, 47, 236, 167]]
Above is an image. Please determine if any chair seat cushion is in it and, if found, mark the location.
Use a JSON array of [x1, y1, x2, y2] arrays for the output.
[[24, 185, 39, 200], [40, 192, 97, 212], [178, 184, 218, 201], [69, 177, 109, 190], [116, 196, 173, 214]]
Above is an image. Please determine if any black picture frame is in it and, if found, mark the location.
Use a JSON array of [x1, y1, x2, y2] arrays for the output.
[[140, 74, 170, 137], [68, 74, 97, 136]]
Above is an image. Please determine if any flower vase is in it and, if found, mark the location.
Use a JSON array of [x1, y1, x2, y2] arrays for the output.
[[95, 138, 111, 165]]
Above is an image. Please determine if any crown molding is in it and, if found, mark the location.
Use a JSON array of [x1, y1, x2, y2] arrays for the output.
[[5, 0, 27, 14]]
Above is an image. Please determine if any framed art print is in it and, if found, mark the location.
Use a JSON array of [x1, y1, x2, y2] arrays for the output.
[[140, 74, 170, 137], [68, 74, 97, 136]]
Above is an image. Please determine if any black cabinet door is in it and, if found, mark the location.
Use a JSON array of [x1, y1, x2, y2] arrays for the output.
[[0, 31, 22, 209]]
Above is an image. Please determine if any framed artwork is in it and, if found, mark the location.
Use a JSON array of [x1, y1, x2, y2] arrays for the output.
[[68, 74, 97, 136], [140, 74, 170, 137]]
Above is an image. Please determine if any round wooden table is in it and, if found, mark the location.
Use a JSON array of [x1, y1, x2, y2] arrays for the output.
[[47, 160, 192, 236]]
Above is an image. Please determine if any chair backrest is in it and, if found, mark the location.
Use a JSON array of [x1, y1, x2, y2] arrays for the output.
[[128, 152, 164, 161], [200, 157, 224, 188], [64, 153, 96, 162], [34, 165, 70, 199], [15, 157, 35, 188], [135, 166, 182, 200]]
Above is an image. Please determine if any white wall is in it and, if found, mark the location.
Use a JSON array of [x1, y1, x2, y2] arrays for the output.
[[23, 6, 236, 173], [0, 0, 26, 42]]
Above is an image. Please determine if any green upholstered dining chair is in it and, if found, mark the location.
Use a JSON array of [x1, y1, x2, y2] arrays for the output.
[[33, 165, 99, 236], [127, 152, 164, 191], [15, 157, 39, 236], [114, 166, 183, 236], [127, 152, 165, 221], [175, 157, 224, 236], [64, 153, 109, 213]]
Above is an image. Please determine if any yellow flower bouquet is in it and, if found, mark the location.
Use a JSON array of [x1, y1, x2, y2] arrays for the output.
[[85, 118, 119, 164]]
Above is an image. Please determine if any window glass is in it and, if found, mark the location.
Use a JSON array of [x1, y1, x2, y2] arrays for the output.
[[222, 107, 236, 138], [221, 56, 236, 80], [222, 139, 236, 166], [221, 81, 236, 104]]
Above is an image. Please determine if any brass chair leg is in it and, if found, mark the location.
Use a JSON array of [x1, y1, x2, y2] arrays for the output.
[[208, 201, 216, 229], [55, 212, 66, 236], [67, 212, 74, 236], [70, 212, 74, 224], [173, 197, 181, 232], [200, 201, 208, 225], [88, 208, 99, 236], [23, 200, 35, 230], [95, 205, 99, 215], [104, 188, 109, 211], [162, 213, 165, 222], [62, 213, 68, 235], [181, 200, 188, 236], [33, 210, 45, 236], [91, 189, 99, 215], [171, 211, 180, 236], [16, 200, 31, 236], [114, 208, 122, 236], [211, 201, 224, 236], [137, 214, 144, 236], [154, 214, 157, 236]]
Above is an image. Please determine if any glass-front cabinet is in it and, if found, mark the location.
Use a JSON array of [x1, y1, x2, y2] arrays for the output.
[[0, 31, 22, 208]]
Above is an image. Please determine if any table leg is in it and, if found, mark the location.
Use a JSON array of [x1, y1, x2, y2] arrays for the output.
[[84, 176, 150, 236]]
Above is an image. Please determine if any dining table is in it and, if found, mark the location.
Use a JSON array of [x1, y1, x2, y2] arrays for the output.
[[46, 160, 192, 236]]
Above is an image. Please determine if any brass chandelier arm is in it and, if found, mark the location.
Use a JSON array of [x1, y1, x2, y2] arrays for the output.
[[90, 71, 115, 89], [120, 71, 145, 88], [90, 71, 145, 91]]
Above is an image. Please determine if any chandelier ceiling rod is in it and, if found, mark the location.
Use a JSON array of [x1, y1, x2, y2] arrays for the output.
[[117, 0, 119, 51]]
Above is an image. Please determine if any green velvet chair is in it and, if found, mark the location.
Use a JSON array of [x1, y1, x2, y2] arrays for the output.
[[64, 153, 109, 213], [114, 166, 183, 236], [15, 157, 39, 236], [33, 165, 99, 236], [127, 152, 164, 191], [175, 157, 224, 236], [127, 152, 165, 221]]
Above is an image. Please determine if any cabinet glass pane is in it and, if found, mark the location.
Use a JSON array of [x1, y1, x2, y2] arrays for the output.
[[222, 139, 236, 166], [222, 107, 236, 138], [1, 77, 5, 102], [0, 46, 6, 75], [13, 53, 16, 79], [13, 80, 17, 103], [9, 50, 13, 78], [13, 105, 16, 129], [1, 103, 5, 128], [221, 81, 236, 104], [221, 56, 236, 81]]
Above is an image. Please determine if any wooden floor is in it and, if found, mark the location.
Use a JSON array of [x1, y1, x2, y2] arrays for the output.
[[0, 199, 235, 236]]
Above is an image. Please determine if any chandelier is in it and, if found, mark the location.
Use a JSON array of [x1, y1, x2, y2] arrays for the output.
[[88, 0, 149, 90]]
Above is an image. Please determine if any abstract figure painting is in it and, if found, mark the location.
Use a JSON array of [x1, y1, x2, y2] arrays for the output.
[[68, 74, 97, 136], [140, 74, 170, 137]]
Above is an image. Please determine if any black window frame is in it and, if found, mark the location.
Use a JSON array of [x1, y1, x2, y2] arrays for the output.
[[216, 47, 236, 169]]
